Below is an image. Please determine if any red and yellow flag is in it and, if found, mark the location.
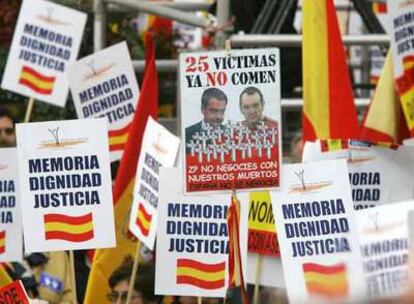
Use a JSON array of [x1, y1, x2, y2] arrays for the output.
[[84, 33, 158, 304], [227, 194, 248, 303], [320, 139, 349, 152], [135, 203, 152, 237], [0, 231, 5, 254], [303, 262, 348, 298], [19, 66, 55, 95], [108, 123, 131, 152], [302, 0, 359, 141], [372, 2, 387, 14], [360, 51, 410, 144], [176, 258, 225, 290], [44, 213, 94, 242]]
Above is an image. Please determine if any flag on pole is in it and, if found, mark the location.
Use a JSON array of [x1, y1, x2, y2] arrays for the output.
[[302, 0, 359, 141], [226, 193, 248, 304], [84, 33, 158, 304], [360, 51, 410, 144]]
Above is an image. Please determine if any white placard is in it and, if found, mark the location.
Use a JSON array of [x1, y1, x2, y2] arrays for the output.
[[272, 160, 366, 303], [1, 0, 86, 107], [155, 167, 248, 298], [0, 148, 22, 262], [68, 42, 140, 161], [356, 200, 414, 301], [180, 48, 281, 194], [16, 118, 115, 252], [128, 117, 180, 250]]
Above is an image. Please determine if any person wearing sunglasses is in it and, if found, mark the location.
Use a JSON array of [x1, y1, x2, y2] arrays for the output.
[[108, 256, 161, 304], [0, 108, 16, 147]]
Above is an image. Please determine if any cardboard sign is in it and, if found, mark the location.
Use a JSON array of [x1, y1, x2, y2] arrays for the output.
[[387, 0, 414, 132], [1, 0, 86, 107], [356, 200, 414, 301], [0, 280, 30, 304], [155, 168, 248, 298], [248, 191, 279, 256], [0, 149, 22, 262], [180, 48, 281, 193], [271, 160, 366, 303], [302, 140, 414, 210], [128, 117, 180, 250], [68, 42, 140, 161], [16, 118, 115, 252]]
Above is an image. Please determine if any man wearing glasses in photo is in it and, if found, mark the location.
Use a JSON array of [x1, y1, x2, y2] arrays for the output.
[[0, 108, 16, 147]]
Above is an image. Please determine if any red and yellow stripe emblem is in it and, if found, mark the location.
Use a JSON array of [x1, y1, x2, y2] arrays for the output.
[[176, 259, 225, 290], [136, 203, 152, 236], [19, 66, 55, 95], [303, 262, 348, 298], [0, 231, 5, 254], [109, 123, 130, 152], [44, 213, 94, 242]]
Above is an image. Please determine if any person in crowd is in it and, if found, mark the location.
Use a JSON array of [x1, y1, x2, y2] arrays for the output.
[[108, 256, 161, 304], [185, 87, 228, 147], [239, 86, 277, 131], [289, 132, 303, 163], [0, 107, 16, 147]]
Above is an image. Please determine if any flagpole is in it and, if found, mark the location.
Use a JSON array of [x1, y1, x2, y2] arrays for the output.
[[24, 97, 35, 123], [126, 240, 141, 304], [197, 297, 202, 304], [69, 251, 78, 304], [253, 254, 263, 304]]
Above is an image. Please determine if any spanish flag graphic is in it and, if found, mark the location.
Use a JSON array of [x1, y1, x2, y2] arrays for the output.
[[303, 262, 348, 298], [176, 258, 225, 290], [44, 213, 94, 242], [109, 123, 131, 152], [135, 203, 152, 237], [0, 231, 5, 254], [18, 66, 55, 95]]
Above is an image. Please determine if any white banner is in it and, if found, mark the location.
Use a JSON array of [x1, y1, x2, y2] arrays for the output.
[[16, 118, 115, 252], [0, 148, 22, 262], [180, 48, 281, 194], [68, 42, 140, 161], [128, 117, 180, 250], [1, 0, 86, 107], [272, 160, 366, 303], [155, 167, 248, 298]]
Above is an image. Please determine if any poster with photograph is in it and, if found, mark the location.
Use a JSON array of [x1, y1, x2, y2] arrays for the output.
[[180, 48, 281, 194]]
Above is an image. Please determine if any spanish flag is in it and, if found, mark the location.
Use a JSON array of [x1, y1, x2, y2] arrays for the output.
[[84, 33, 158, 304], [320, 139, 349, 152], [226, 194, 248, 304], [176, 258, 225, 290], [360, 51, 410, 144], [18, 66, 55, 95], [396, 54, 414, 136], [44, 213, 94, 242], [0, 231, 5, 254], [302, 0, 359, 141], [303, 262, 348, 298], [136, 203, 152, 237], [109, 123, 131, 152]]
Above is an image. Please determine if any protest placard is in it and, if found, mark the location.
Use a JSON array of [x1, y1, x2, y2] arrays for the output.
[[272, 160, 366, 302], [180, 48, 281, 194], [387, 0, 414, 134], [155, 167, 248, 298], [0, 280, 29, 304], [16, 118, 115, 252], [128, 117, 180, 250], [356, 200, 414, 301], [302, 140, 414, 210], [0, 148, 22, 262], [68, 42, 140, 161], [1, 0, 86, 107]]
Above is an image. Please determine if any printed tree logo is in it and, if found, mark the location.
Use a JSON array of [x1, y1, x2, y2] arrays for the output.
[[48, 127, 60, 146], [295, 169, 306, 190], [368, 212, 379, 231], [87, 60, 97, 76]]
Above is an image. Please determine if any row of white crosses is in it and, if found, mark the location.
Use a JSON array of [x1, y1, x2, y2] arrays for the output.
[[187, 121, 278, 163]]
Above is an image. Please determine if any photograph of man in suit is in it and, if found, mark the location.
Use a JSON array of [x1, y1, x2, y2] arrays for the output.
[[185, 87, 228, 146], [239, 86, 277, 130]]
